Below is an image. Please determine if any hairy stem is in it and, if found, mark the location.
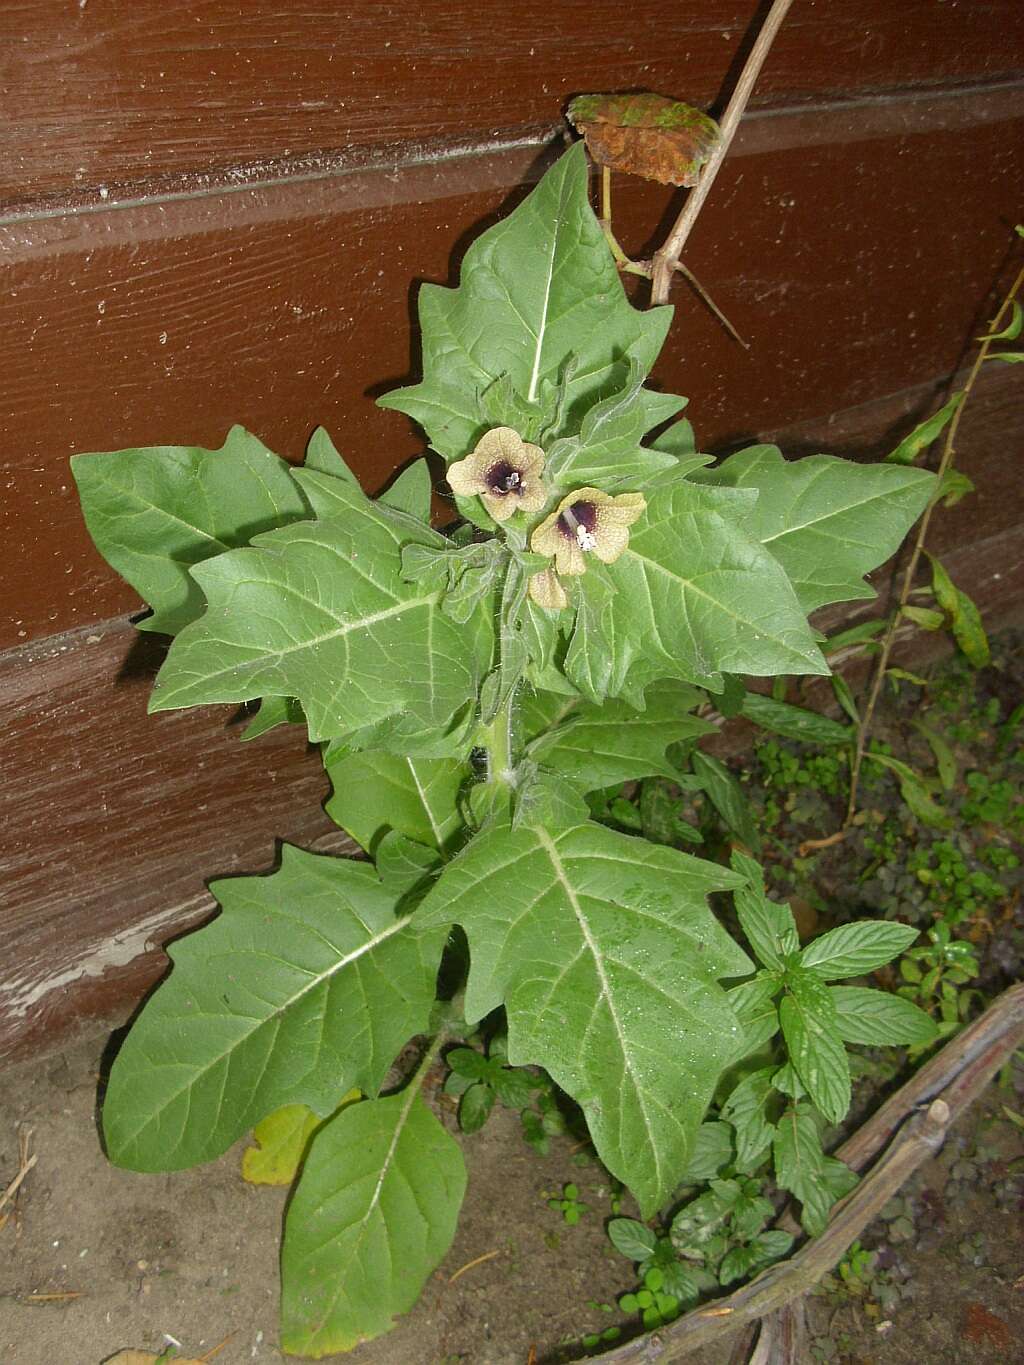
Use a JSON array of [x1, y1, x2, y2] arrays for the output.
[[482, 693, 517, 788], [844, 259, 1024, 825], [649, 0, 795, 306]]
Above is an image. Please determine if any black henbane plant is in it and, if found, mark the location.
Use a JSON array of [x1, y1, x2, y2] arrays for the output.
[[73, 143, 940, 1356]]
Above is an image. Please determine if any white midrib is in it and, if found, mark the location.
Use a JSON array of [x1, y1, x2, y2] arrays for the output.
[[534, 828, 662, 1183], [527, 231, 558, 402], [121, 915, 409, 1150], [312, 1083, 422, 1341], [406, 757, 445, 846]]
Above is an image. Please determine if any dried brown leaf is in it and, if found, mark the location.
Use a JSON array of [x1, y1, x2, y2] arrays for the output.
[[567, 92, 720, 186]]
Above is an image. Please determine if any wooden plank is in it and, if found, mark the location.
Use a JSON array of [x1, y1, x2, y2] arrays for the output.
[[3, 102, 1021, 649], [2, 365, 1021, 1064], [4, 0, 1022, 202], [0, 620, 352, 1066]]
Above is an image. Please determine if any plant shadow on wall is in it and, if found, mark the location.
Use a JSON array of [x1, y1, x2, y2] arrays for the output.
[[70, 112, 1024, 1362]]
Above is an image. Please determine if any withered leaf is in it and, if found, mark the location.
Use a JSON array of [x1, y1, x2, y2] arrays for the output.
[[568, 92, 720, 187]]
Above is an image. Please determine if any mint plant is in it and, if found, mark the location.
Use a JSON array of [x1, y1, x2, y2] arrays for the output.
[[74, 143, 941, 1356]]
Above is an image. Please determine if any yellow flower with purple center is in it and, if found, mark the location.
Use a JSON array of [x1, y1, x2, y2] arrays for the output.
[[446, 427, 548, 523], [531, 487, 646, 576]]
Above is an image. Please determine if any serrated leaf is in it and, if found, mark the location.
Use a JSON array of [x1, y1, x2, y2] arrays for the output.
[[885, 393, 963, 465], [459, 1081, 496, 1133], [241, 1092, 359, 1186], [830, 986, 939, 1046], [103, 847, 445, 1171], [378, 457, 432, 521], [720, 1067, 776, 1170], [379, 143, 672, 459], [727, 976, 781, 1058], [692, 751, 761, 853], [779, 975, 850, 1125], [324, 748, 468, 854], [773, 1105, 835, 1236], [565, 478, 827, 704], [678, 1120, 735, 1182], [730, 851, 799, 967], [280, 1091, 466, 1356], [740, 692, 852, 747], [414, 820, 751, 1215], [526, 680, 711, 792], [149, 482, 486, 742], [696, 446, 936, 613], [71, 425, 310, 636], [800, 920, 920, 980], [608, 1217, 659, 1262]]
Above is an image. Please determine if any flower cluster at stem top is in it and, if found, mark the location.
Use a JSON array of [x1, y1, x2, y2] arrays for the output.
[[446, 426, 646, 610]]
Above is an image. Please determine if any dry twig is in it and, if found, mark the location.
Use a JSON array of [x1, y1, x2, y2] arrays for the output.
[[650, 0, 795, 306]]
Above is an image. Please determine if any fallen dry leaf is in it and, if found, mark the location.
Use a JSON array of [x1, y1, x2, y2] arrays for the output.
[[961, 1301, 1014, 1351], [567, 92, 720, 186]]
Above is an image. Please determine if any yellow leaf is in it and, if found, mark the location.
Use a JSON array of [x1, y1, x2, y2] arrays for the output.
[[242, 1093, 360, 1186]]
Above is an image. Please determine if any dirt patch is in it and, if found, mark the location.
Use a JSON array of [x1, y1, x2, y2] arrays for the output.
[[2, 1033, 1021, 1365]]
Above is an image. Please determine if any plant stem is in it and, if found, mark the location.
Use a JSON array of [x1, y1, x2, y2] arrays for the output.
[[649, 0, 795, 306], [844, 259, 1024, 825], [482, 688, 517, 789]]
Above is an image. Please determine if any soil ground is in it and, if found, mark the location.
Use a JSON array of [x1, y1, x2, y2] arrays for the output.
[[2, 637, 1023, 1365], [0, 1034, 1021, 1365]]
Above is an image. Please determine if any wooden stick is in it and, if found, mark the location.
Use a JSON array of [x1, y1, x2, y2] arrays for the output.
[[596, 982, 1024, 1362], [650, 0, 795, 305]]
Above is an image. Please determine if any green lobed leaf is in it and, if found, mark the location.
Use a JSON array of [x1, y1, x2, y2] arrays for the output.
[[525, 680, 712, 793], [148, 479, 488, 742], [325, 747, 469, 855], [695, 445, 937, 613], [71, 425, 310, 636], [240, 694, 305, 740], [377, 457, 432, 521], [374, 831, 442, 900], [830, 986, 939, 1047], [414, 820, 751, 1216], [779, 973, 851, 1125], [459, 1082, 496, 1133], [103, 847, 445, 1171], [800, 920, 920, 980], [543, 360, 685, 490], [740, 692, 852, 747], [730, 850, 799, 967], [565, 478, 828, 704], [280, 1091, 466, 1356], [378, 143, 672, 460]]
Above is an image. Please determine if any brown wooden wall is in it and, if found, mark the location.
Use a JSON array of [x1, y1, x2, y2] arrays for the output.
[[2, 1, 1023, 1063]]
